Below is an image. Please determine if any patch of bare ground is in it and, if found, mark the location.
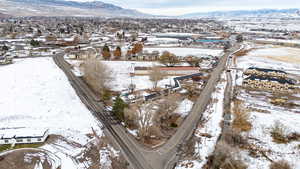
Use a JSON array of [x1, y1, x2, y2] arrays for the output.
[[178, 137, 201, 164], [262, 47, 300, 64], [75, 134, 129, 169], [233, 48, 256, 65], [0, 149, 60, 169], [49, 135, 83, 149]]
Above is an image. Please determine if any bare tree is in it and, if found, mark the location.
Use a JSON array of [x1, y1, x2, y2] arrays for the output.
[[136, 104, 156, 140], [124, 107, 138, 127], [149, 66, 165, 89], [185, 55, 202, 67], [155, 95, 180, 122], [82, 58, 111, 95]]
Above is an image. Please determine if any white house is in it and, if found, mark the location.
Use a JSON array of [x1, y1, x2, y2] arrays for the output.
[[0, 128, 49, 145]]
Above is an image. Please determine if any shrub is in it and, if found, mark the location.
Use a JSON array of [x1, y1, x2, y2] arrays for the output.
[[170, 123, 178, 128], [101, 89, 112, 101], [287, 132, 300, 142], [30, 39, 40, 47], [270, 121, 289, 144], [232, 103, 252, 132], [270, 160, 291, 169], [211, 142, 247, 169], [223, 128, 248, 147]]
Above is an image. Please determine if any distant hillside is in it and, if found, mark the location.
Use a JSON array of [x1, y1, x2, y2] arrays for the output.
[[0, 12, 11, 18], [0, 0, 149, 17], [181, 9, 300, 18]]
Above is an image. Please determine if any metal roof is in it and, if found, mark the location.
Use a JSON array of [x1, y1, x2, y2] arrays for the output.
[[0, 128, 49, 139]]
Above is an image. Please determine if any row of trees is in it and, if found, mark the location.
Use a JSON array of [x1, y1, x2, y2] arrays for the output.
[[100, 44, 205, 68], [101, 45, 122, 60], [101, 43, 144, 60], [158, 51, 203, 67]]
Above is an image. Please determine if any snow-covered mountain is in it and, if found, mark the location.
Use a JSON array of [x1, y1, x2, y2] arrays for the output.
[[0, 0, 149, 17], [181, 9, 300, 18]]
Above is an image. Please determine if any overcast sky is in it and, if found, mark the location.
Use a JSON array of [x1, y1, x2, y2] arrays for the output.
[[73, 0, 300, 16]]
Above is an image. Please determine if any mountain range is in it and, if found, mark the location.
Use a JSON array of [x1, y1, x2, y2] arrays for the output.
[[0, 0, 299, 18], [0, 0, 148, 17], [181, 9, 300, 18]]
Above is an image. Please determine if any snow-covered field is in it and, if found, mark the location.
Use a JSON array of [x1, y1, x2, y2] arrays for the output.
[[236, 47, 300, 75], [234, 45, 300, 169], [237, 89, 300, 169], [227, 19, 300, 32], [102, 61, 176, 91], [0, 58, 103, 168], [174, 99, 194, 117], [144, 47, 223, 58], [146, 37, 180, 44], [256, 38, 300, 45], [176, 72, 227, 169], [66, 59, 178, 92]]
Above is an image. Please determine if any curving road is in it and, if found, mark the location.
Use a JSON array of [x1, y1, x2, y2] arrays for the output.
[[53, 44, 242, 169]]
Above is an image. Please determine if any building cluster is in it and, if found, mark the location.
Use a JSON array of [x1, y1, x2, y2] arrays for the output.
[[0, 17, 232, 62], [243, 67, 297, 92]]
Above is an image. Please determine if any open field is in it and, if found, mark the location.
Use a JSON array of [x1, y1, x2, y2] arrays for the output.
[[232, 45, 300, 169], [0, 58, 108, 168], [247, 46, 300, 64], [144, 47, 223, 58]]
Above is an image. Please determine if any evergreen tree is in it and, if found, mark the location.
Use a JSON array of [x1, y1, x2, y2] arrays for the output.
[[102, 45, 111, 60], [113, 46, 122, 60], [2, 45, 9, 51], [30, 39, 40, 47], [236, 34, 244, 43], [112, 96, 127, 121]]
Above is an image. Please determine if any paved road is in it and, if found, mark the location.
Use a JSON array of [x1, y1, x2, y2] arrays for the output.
[[53, 44, 242, 169], [53, 55, 153, 169]]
